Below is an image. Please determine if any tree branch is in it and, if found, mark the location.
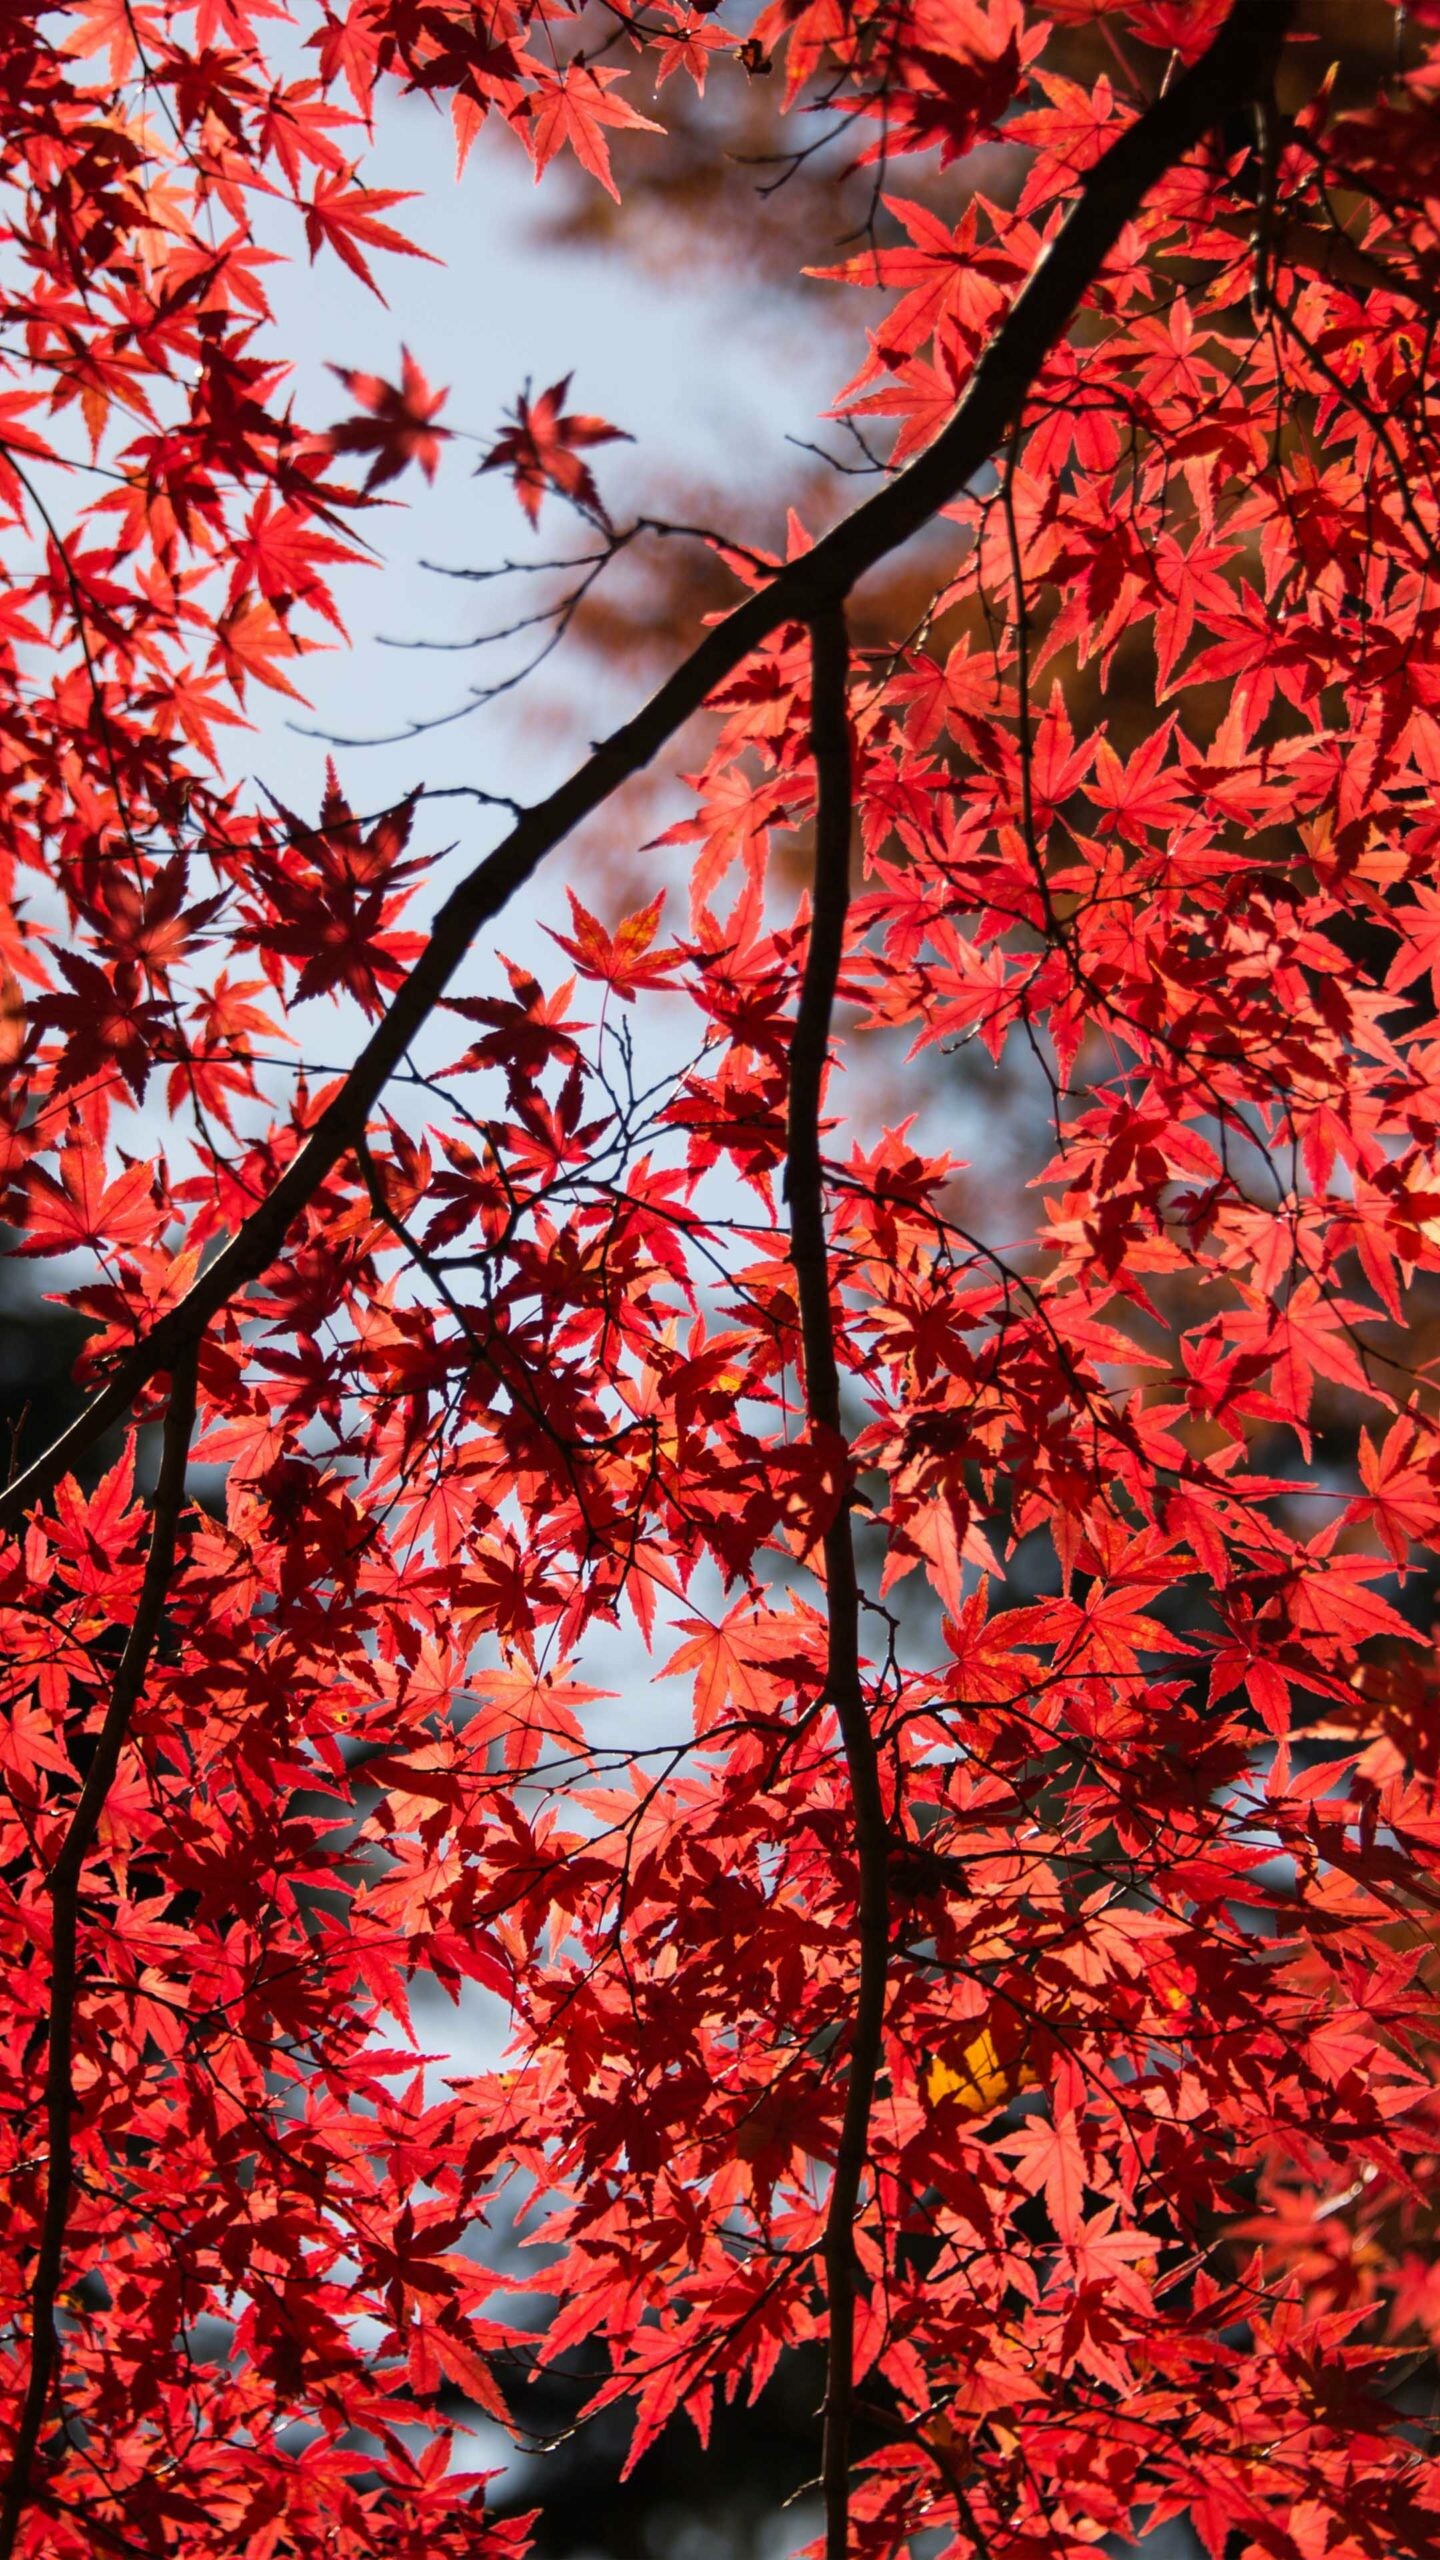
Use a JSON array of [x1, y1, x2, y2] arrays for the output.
[[0, 1349, 199, 2560], [0, 0, 1295, 1539], [786, 605, 889, 2560]]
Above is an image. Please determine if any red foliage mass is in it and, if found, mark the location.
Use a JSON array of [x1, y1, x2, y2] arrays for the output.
[[1, 5, 1439, 2560]]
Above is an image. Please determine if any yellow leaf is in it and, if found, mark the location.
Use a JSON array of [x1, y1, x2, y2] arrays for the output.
[[926, 2025, 1010, 2114]]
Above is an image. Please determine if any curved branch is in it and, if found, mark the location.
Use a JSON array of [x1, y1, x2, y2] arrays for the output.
[[0, 1350, 199, 2560], [0, 0, 1295, 1538], [786, 604, 890, 2560]]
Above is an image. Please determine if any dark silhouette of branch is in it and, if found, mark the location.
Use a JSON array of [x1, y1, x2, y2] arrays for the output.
[[0, 1349, 199, 2560], [0, 0, 1295, 1539], [785, 603, 890, 2560]]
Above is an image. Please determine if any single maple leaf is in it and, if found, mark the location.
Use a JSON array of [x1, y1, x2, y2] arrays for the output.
[[303, 171, 437, 299], [63, 0, 142, 82], [212, 595, 317, 704], [1006, 2110, 1088, 2242], [227, 490, 365, 633], [15, 1141, 158, 1256], [546, 890, 682, 1000], [886, 27, 1022, 172], [479, 373, 631, 527], [1342, 1422, 1440, 1568], [654, 17, 733, 90], [31, 950, 168, 1102], [925, 2016, 1038, 2116], [327, 346, 450, 489], [525, 63, 662, 203]]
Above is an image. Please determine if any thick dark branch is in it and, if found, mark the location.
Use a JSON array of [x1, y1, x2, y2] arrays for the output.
[[0, 1351, 198, 2560], [786, 608, 854, 1451], [786, 605, 888, 2560], [0, 0, 1294, 1537]]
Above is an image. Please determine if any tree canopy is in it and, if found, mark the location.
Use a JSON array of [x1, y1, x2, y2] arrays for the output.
[[2, 5, 1440, 2558]]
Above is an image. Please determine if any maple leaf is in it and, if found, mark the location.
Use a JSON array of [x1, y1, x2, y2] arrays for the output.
[[1005, 2109, 1087, 2242], [654, 16, 733, 90], [850, 4, 1023, 170], [212, 594, 317, 703], [241, 767, 426, 1014], [463, 1661, 611, 1772], [1389, 883, 1440, 1009], [327, 345, 450, 489], [0, 389, 57, 465], [1341, 1422, 1440, 1568], [142, 630, 258, 750], [29, 949, 168, 1103], [14, 1141, 158, 1256], [842, 332, 969, 466], [809, 196, 1025, 375], [665, 1600, 823, 1734], [442, 959, 587, 1096], [479, 373, 631, 527], [1086, 719, 1189, 844], [888, 636, 1009, 751], [525, 63, 663, 202], [303, 171, 437, 299], [547, 890, 682, 1000], [926, 2016, 1038, 2117], [1009, 71, 1123, 212], [62, 0, 144, 82], [1279, 1553, 1416, 1651], [1222, 1279, 1375, 1431], [226, 490, 365, 634]]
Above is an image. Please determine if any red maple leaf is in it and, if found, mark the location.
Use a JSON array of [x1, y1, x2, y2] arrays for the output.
[[14, 1141, 159, 1256], [526, 63, 662, 202], [547, 890, 682, 999], [479, 372, 631, 527], [303, 171, 437, 298], [327, 346, 450, 489]]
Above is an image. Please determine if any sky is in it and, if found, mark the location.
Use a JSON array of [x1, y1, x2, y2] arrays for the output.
[[247, 70, 854, 949]]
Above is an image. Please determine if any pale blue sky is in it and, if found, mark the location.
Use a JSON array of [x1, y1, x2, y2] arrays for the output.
[[246, 78, 856, 986]]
